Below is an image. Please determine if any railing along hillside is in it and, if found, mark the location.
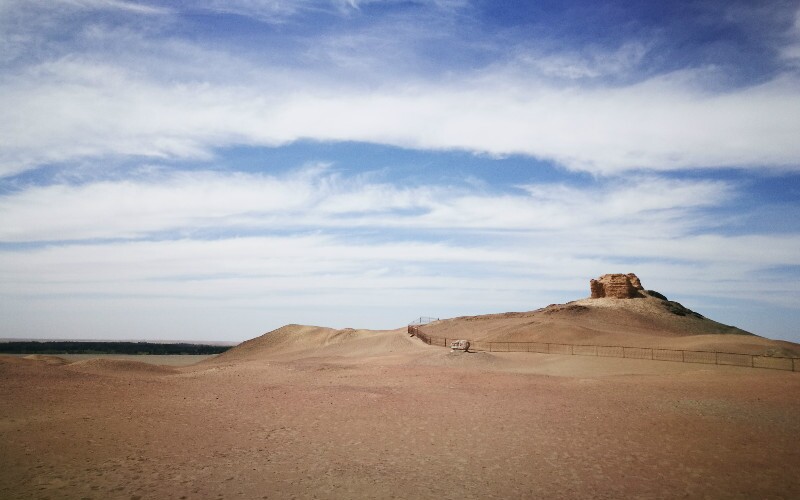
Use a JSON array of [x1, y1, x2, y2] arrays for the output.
[[408, 317, 439, 326], [407, 324, 799, 372]]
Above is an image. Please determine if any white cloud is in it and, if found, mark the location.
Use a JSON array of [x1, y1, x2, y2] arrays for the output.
[[188, 0, 306, 22], [2, 2, 799, 177], [1, 168, 796, 309], [0, 0, 168, 14], [2, 53, 799, 178], [2, 224, 799, 340], [0, 167, 731, 242], [1, 168, 797, 340], [781, 8, 800, 65], [2, 231, 796, 302], [171, 0, 462, 23], [510, 42, 650, 80], [58, 0, 168, 14]]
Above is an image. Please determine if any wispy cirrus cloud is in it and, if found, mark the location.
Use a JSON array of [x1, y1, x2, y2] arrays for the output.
[[2, 216, 799, 339], [503, 42, 651, 81], [0, 0, 169, 14], [134, 0, 465, 23], [0, 166, 732, 242], [781, 7, 800, 66], [3, 166, 796, 303]]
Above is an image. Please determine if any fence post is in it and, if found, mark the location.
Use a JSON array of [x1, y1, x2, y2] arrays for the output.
[[409, 328, 800, 372]]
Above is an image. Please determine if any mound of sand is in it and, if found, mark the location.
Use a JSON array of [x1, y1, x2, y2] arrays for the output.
[[423, 294, 800, 357], [410, 350, 507, 370], [209, 287, 799, 366], [0, 355, 73, 369], [0, 355, 39, 367], [23, 354, 71, 365], [66, 358, 177, 376], [213, 324, 422, 363]]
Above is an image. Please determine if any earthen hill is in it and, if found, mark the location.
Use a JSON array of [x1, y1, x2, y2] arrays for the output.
[[217, 273, 800, 362], [418, 273, 800, 358]]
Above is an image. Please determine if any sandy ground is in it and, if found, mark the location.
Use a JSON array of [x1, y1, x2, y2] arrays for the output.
[[4, 354, 219, 366], [1, 327, 799, 499]]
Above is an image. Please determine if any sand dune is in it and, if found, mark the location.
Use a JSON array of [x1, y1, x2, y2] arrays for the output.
[[212, 324, 421, 363], [423, 295, 800, 357], [22, 354, 71, 365], [209, 293, 800, 374], [65, 358, 178, 376]]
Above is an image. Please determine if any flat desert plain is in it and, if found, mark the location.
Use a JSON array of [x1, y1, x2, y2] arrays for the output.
[[2, 324, 799, 499]]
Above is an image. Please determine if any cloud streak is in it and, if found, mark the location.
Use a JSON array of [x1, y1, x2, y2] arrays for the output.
[[0, 167, 733, 241], [2, 3, 800, 177], [2, 168, 796, 305], [3, 59, 800, 177]]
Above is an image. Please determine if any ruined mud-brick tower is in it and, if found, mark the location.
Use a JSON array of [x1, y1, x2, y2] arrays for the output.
[[590, 273, 644, 299]]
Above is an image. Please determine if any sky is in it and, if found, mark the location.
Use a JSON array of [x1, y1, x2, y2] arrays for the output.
[[1, 0, 799, 343]]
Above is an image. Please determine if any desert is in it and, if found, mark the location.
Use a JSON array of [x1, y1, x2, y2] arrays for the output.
[[5, 2, 800, 499], [2, 275, 799, 499]]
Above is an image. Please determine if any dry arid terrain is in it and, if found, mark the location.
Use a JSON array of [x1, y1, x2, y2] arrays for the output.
[[2, 297, 800, 499], [424, 295, 800, 357]]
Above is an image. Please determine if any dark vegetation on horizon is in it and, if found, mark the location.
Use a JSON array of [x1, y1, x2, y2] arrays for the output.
[[0, 341, 232, 355]]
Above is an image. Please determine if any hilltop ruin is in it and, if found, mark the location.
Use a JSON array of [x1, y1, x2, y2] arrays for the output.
[[590, 273, 645, 299]]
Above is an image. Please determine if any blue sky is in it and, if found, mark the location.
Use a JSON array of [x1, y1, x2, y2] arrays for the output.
[[1, 0, 799, 342]]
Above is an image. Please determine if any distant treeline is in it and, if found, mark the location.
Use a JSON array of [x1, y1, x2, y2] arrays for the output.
[[0, 341, 232, 355]]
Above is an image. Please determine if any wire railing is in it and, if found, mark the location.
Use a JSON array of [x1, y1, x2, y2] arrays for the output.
[[407, 325, 799, 372], [408, 317, 439, 326]]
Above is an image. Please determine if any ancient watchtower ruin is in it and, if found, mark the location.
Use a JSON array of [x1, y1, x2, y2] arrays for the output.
[[590, 273, 644, 299]]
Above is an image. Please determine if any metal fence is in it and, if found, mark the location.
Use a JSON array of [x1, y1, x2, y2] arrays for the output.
[[407, 325, 800, 372]]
